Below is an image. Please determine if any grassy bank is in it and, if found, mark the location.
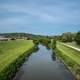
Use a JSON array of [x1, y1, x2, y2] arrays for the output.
[[56, 42, 80, 80], [0, 40, 35, 80], [66, 41, 80, 49]]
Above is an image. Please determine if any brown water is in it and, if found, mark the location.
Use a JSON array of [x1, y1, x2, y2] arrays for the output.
[[14, 45, 75, 80]]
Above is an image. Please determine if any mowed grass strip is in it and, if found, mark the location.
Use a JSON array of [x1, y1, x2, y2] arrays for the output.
[[66, 41, 80, 49], [56, 42, 80, 66], [0, 40, 34, 72]]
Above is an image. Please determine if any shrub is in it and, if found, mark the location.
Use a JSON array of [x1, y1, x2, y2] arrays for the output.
[[11, 38, 16, 40], [75, 31, 80, 45], [52, 39, 56, 49]]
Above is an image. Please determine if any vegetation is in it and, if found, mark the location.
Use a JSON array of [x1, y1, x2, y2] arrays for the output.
[[39, 37, 51, 48], [75, 31, 80, 45], [0, 40, 35, 80], [0, 33, 34, 38], [61, 32, 73, 42], [52, 32, 77, 43], [10, 37, 16, 40], [33, 38, 39, 45], [66, 41, 80, 49], [0, 33, 50, 39], [0, 31, 80, 80], [52, 39, 56, 49], [56, 41, 80, 80]]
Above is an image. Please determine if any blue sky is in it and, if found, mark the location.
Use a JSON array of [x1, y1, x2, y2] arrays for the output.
[[0, 0, 80, 35]]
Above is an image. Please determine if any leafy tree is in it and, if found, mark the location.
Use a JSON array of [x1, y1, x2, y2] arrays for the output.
[[33, 38, 39, 45], [61, 32, 73, 42], [75, 31, 80, 45], [52, 39, 56, 49], [39, 38, 51, 48]]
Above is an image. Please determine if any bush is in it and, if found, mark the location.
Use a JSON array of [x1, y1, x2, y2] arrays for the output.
[[11, 38, 16, 40], [75, 31, 80, 45], [39, 38, 51, 47], [33, 39, 39, 45], [52, 39, 56, 49]]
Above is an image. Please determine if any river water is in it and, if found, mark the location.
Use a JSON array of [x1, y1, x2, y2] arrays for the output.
[[14, 45, 75, 80]]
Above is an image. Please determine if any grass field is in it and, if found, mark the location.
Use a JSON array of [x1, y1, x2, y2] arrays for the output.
[[56, 41, 80, 79], [56, 42, 80, 65], [0, 40, 34, 72], [66, 41, 80, 49]]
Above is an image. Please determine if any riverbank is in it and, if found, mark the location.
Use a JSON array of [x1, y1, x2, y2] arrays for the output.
[[0, 40, 36, 80], [66, 42, 80, 49], [55, 41, 80, 80], [61, 42, 80, 52], [14, 44, 74, 80]]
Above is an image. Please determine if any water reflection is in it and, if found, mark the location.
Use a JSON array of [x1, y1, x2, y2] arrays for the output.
[[33, 45, 39, 53], [39, 43, 50, 50], [25, 46, 39, 62], [51, 50, 56, 61], [46, 46, 50, 50]]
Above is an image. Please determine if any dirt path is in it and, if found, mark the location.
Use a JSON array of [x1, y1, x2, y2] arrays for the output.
[[61, 43, 80, 52]]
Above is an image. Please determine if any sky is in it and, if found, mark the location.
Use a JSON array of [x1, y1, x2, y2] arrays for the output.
[[0, 0, 80, 35]]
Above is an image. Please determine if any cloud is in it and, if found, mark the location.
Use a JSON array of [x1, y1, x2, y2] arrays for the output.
[[0, 0, 80, 24], [0, 0, 80, 34]]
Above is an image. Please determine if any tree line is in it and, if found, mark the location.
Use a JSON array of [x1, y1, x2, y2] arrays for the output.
[[54, 31, 80, 45], [0, 31, 80, 45]]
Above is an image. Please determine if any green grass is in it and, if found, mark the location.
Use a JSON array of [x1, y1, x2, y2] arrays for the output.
[[66, 41, 80, 49], [56, 42, 80, 66], [56, 42, 80, 79], [0, 40, 34, 72], [56, 41, 80, 75]]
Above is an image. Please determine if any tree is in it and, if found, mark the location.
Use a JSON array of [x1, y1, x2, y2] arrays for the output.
[[52, 39, 56, 49], [33, 38, 39, 45], [61, 32, 73, 42], [39, 38, 51, 48], [75, 31, 80, 45]]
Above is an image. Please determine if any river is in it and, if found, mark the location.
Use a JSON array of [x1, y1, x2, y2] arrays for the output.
[[14, 45, 75, 80]]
